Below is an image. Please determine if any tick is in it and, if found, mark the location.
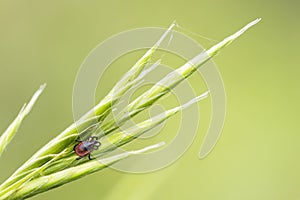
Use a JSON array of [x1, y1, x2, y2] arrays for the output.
[[74, 136, 101, 160]]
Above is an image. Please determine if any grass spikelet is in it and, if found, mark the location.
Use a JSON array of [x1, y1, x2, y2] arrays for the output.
[[0, 84, 46, 157], [0, 19, 260, 200]]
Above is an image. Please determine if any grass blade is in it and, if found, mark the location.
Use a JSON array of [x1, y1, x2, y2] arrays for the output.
[[0, 84, 46, 157]]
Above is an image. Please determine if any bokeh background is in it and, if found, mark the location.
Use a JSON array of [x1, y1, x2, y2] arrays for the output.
[[0, 0, 299, 199]]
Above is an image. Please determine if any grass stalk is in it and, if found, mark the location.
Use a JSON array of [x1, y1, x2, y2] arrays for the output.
[[0, 23, 176, 191], [0, 19, 260, 200], [1, 143, 165, 200]]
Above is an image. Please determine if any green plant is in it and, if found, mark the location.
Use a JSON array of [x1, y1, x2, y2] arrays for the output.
[[0, 19, 260, 200]]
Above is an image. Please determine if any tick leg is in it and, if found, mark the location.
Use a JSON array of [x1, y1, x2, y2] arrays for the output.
[[93, 136, 99, 140], [93, 145, 99, 150], [95, 141, 101, 146], [76, 156, 83, 160], [88, 154, 93, 160], [89, 136, 98, 141]]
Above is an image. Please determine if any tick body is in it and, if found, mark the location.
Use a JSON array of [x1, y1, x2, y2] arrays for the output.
[[74, 136, 101, 160]]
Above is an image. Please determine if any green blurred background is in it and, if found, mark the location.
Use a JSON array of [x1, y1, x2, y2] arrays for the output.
[[0, 0, 299, 199]]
